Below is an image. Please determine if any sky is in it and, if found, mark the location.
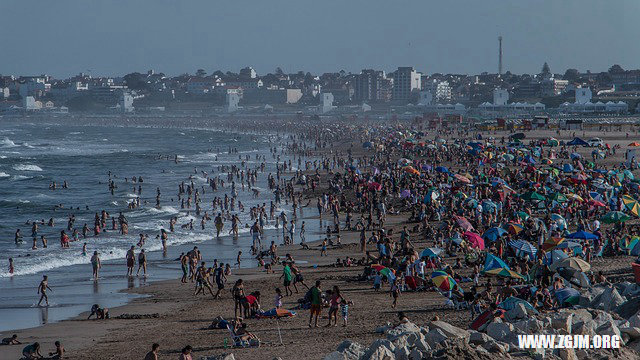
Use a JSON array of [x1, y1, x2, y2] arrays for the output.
[[1, 0, 638, 78]]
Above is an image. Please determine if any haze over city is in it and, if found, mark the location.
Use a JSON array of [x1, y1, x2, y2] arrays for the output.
[[2, 0, 639, 77]]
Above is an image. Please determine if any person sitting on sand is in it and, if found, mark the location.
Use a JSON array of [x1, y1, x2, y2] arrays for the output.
[[179, 345, 192, 360], [1, 334, 21, 345], [47, 341, 64, 359], [144, 343, 159, 360], [234, 323, 259, 343], [22, 342, 42, 359]]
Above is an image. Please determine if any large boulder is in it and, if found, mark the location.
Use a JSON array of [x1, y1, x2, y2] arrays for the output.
[[551, 313, 573, 334], [394, 346, 410, 360], [362, 339, 395, 360], [428, 320, 470, 341], [482, 340, 508, 354], [385, 322, 421, 340], [469, 330, 492, 345], [593, 311, 614, 329], [336, 340, 365, 360], [409, 349, 423, 360], [324, 352, 348, 360], [620, 327, 640, 340], [591, 287, 625, 311], [406, 332, 430, 353], [486, 321, 515, 342], [557, 348, 578, 360], [597, 322, 622, 339], [425, 328, 448, 348], [571, 320, 596, 336], [629, 311, 640, 328], [505, 303, 529, 322], [622, 283, 640, 297], [615, 297, 640, 319]]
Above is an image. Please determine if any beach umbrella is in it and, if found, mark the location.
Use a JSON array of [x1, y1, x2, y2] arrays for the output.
[[555, 288, 581, 306], [498, 296, 537, 311], [509, 239, 537, 258], [542, 237, 565, 251], [587, 199, 606, 207], [570, 152, 582, 160], [601, 211, 630, 224], [516, 211, 530, 220], [554, 240, 582, 250], [431, 273, 457, 292], [400, 189, 412, 198], [562, 164, 574, 173], [403, 166, 420, 175], [550, 192, 568, 203], [622, 195, 640, 217], [379, 267, 396, 280], [421, 247, 443, 258], [398, 158, 412, 166], [483, 253, 510, 272], [482, 227, 507, 242], [481, 200, 497, 213], [505, 223, 524, 235], [521, 191, 545, 201], [501, 153, 515, 161], [435, 166, 449, 173], [544, 249, 569, 265], [565, 193, 584, 202], [455, 216, 474, 231], [464, 198, 478, 209], [464, 232, 485, 250], [621, 236, 640, 251], [629, 142, 640, 147], [484, 267, 525, 280], [566, 230, 598, 240], [550, 257, 591, 272], [371, 264, 386, 272], [548, 138, 559, 147], [454, 174, 471, 184], [623, 170, 635, 180]]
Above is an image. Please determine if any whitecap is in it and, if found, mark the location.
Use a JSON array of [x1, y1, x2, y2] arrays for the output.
[[13, 164, 43, 171], [0, 172, 9, 178], [1, 137, 17, 147]]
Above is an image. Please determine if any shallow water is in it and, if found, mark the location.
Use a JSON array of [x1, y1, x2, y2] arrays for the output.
[[0, 119, 320, 332]]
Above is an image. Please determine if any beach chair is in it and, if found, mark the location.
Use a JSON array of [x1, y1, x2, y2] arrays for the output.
[[227, 325, 250, 348]]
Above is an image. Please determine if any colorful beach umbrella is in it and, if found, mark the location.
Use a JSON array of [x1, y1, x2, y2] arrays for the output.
[[622, 195, 640, 217], [542, 237, 565, 251], [521, 191, 546, 201], [431, 273, 457, 291], [484, 267, 525, 280], [463, 232, 485, 250], [505, 223, 524, 235], [601, 211, 630, 224], [482, 227, 507, 242]]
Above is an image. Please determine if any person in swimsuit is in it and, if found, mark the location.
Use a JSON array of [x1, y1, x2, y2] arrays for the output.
[[232, 279, 245, 318], [22, 342, 42, 359], [137, 249, 147, 276], [8, 258, 14, 275], [91, 251, 101, 280], [213, 263, 226, 298], [1, 334, 21, 345], [37, 275, 52, 306], [180, 253, 189, 283], [144, 343, 159, 360], [126, 246, 135, 276], [48, 341, 64, 359]]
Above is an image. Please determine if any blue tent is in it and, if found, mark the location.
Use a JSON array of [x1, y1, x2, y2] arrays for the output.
[[567, 137, 588, 146], [544, 249, 569, 265], [421, 247, 443, 258], [483, 253, 510, 272], [631, 241, 640, 256], [483, 227, 507, 242], [563, 164, 574, 173], [554, 287, 580, 305], [566, 230, 598, 240], [498, 296, 537, 312]]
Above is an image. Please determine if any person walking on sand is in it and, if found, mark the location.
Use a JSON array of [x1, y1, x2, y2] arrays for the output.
[[91, 251, 101, 280], [37, 275, 52, 306], [280, 261, 293, 296], [213, 263, 226, 299], [308, 280, 322, 328], [235, 251, 242, 268], [144, 343, 159, 360], [390, 278, 400, 308], [137, 249, 147, 276]]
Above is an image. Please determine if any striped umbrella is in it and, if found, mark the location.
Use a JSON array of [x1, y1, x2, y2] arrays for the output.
[[622, 195, 640, 217], [505, 223, 524, 235], [484, 267, 525, 280], [431, 273, 457, 291]]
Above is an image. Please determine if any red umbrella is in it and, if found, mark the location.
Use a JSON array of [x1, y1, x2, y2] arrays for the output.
[[587, 199, 606, 207], [367, 182, 382, 191], [464, 231, 485, 250]]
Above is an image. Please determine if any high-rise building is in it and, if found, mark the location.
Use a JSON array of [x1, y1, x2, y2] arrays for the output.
[[354, 69, 386, 102], [392, 67, 421, 101]]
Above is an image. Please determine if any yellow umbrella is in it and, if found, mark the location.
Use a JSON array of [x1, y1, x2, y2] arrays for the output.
[[566, 193, 584, 202], [485, 268, 525, 280], [623, 195, 640, 217]]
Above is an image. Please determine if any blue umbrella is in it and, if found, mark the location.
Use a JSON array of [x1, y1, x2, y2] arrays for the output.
[[483, 253, 510, 272], [483, 227, 507, 242], [554, 287, 580, 305], [481, 200, 497, 213], [566, 230, 598, 240], [509, 240, 537, 258], [570, 153, 582, 160], [563, 164, 574, 173], [435, 166, 449, 173], [421, 247, 443, 258]]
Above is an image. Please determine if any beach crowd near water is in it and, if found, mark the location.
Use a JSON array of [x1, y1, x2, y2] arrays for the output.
[[3, 117, 640, 359]]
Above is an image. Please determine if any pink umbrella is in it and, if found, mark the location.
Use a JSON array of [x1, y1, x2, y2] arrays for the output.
[[464, 232, 485, 250], [454, 174, 471, 184], [367, 182, 382, 191], [455, 216, 474, 231]]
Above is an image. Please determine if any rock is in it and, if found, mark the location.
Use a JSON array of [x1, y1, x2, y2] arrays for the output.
[[569, 309, 593, 324], [597, 321, 622, 339], [408, 349, 423, 360], [622, 283, 640, 297], [376, 323, 393, 334], [385, 322, 421, 340], [571, 320, 596, 336], [629, 311, 640, 328], [336, 340, 364, 359], [394, 346, 410, 360], [575, 349, 588, 360], [593, 311, 614, 329], [202, 354, 235, 360], [486, 321, 514, 341], [469, 330, 492, 345], [615, 297, 640, 319], [505, 303, 529, 322], [406, 332, 429, 352], [428, 320, 470, 341], [551, 313, 573, 334], [425, 328, 448, 348], [364, 345, 395, 360], [557, 348, 578, 360], [620, 326, 640, 340], [591, 287, 625, 311], [323, 351, 348, 360], [482, 340, 507, 354]]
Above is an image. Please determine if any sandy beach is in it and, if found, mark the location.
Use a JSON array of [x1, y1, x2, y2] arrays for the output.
[[3, 125, 640, 360]]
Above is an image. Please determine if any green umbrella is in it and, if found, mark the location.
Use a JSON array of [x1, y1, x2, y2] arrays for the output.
[[517, 211, 530, 220], [550, 192, 567, 203], [601, 211, 631, 224], [522, 191, 546, 201]]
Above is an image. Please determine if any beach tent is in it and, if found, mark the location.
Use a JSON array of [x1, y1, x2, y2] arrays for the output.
[[498, 296, 537, 312], [483, 253, 510, 272], [566, 230, 598, 240], [567, 137, 588, 146], [421, 247, 443, 258], [554, 287, 581, 306]]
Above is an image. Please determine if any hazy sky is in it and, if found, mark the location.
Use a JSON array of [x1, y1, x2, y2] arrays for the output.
[[1, 0, 638, 78]]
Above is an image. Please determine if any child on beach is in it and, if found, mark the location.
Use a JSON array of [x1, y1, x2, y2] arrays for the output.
[[373, 272, 382, 291], [340, 298, 353, 327], [274, 288, 283, 309], [320, 238, 327, 256], [390, 278, 400, 308]]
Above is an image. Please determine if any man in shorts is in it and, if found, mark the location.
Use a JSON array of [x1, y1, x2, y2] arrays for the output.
[[308, 280, 323, 328], [280, 261, 293, 296], [213, 263, 226, 299]]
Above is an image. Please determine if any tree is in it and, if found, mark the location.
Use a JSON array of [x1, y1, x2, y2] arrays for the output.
[[275, 67, 284, 76], [541, 62, 551, 75], [196, 69, 207, 77], [563, 68, 580, 81], [123, 72, 148, 91], [608, 64, 624, 74]]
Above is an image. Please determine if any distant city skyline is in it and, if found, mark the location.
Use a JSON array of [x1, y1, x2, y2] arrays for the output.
[[1, 0, 639, 78]]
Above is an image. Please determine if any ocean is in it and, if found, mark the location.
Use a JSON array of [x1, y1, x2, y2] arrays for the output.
[[0, 119, 315, 332]]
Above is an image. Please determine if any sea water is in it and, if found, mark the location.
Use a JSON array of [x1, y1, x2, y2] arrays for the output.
[[0, 119, 317, 332]]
